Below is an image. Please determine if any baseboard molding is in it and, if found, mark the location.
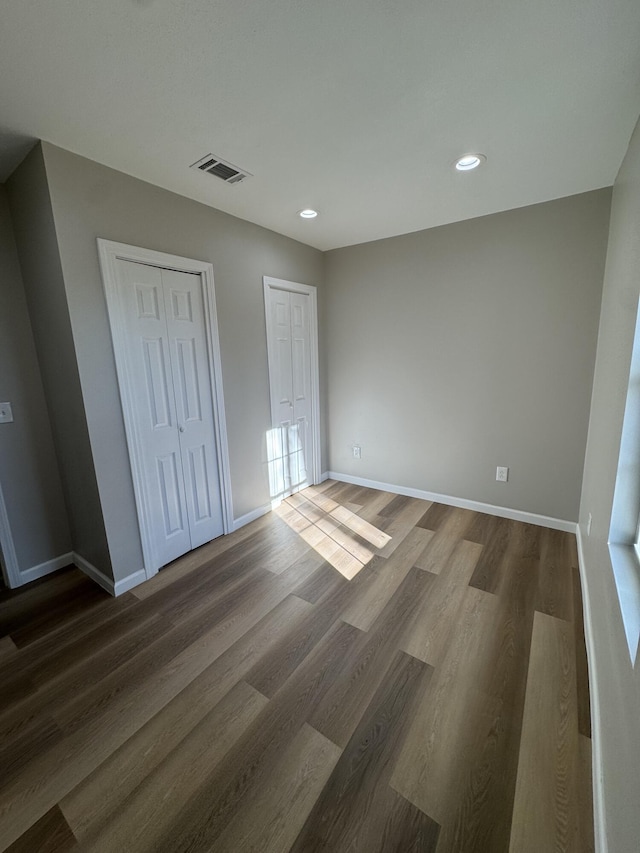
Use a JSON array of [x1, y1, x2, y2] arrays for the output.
[[72, 552, 114, 594], [575, 525, 607, 853], [19, 552, 74, 585], [72, 552, 146, 597], [327, 471, 576, 532], [319, 471, 330, 483], [232, 504, 271, 532], [114, 568, 147, 596]]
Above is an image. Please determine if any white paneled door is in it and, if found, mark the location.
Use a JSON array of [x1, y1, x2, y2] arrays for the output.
[[116, 258, 225, 570], [264, 278, 320, 499]]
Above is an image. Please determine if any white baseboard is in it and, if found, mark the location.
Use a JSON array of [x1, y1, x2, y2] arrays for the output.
[[19, 552, 73, 585], [72, 552, 114, 594], [114, 568, 147, 596], [327, 471, 576, 532], [319, 471, 330, 483], [72, 552, 146, 597], [575, 526, 607, 853], [232, 504, 271, 532]]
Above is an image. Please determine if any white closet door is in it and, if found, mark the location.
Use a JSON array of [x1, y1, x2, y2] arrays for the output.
[[265, 284, 314, 497], [163, 268, 224, 548], [289, 290, 313, 490], [118, 259, 191, 567], [116, 259, 224, 569], [266, 287, 295, 495]]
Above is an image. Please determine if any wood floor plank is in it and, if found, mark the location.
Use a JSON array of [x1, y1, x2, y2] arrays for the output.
[[301, 486, 391, 549], [341, 527, 434, 631], [213, 722, 342, 853], [3, 574, 106, 648], [508, 611, 582, 853], [579, 734, 595, 853], [572, 564, 592, 737], [154, 619, 365, 852], [4, 805, 77, 853], [402, 539, 482, 666], [290, 559, 347, 604], [352, 488, 399, 522], [0, 569, 80, 632], [275, 500, 368, 579], [416, 501, 453, 530], [536, 528, 574, 621], [0, 716, 64, 789], [59, 593, 312, 840], [467, 515, 514, 592], [79, 681, 268, 853], [245, 589, 350, 698], [0, 634, 17, 660], [377, 498, 433, 557], [390, 586, 501, 826], [377, 493, 416, 518], [290, 650, 440, 853], [310, 567, 437, 748], [287, 492, 377, 564], [413, 507, 475, 574]]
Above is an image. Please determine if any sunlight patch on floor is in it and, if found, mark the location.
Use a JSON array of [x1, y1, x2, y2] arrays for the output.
[[274, 487, 391, 580]]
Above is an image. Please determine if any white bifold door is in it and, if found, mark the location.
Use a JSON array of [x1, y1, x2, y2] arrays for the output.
[[264, 278, 319, 499], [116, 258, 225, 570]]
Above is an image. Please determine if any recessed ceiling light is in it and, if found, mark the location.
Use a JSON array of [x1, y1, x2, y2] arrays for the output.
[[454, 153, 486, 172], [299, 208, 318, 219]]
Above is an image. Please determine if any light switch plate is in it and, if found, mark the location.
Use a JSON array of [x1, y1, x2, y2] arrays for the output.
[[0, 402, 14, 423]]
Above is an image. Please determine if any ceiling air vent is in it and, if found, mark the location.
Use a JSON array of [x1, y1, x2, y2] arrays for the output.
[[190, 154, 251, 185]]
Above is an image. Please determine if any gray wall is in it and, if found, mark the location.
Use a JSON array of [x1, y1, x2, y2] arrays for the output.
[[7, 147, 110, 575], [325, 190, 612, 521], [0, 184, 71, 574], [578, 116, 640, 852], [39, 143, 325, 582]]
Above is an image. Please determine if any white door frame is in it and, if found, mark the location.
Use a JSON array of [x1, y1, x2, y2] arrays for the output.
[[0, 480, 20, 588], [263, 276, 321, 488], [98, 239, 234, 579]]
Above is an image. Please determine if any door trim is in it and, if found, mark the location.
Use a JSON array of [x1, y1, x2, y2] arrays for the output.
[[0, 479, 20, 587], [98, 239, 233, 579], [263, 275, 321, 490]]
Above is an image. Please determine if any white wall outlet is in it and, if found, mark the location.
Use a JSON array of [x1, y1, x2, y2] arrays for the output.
[[496, 466, 509, 482], [587, 512, 592, 536], [0, 402, 13, 424], [352, 445, 362, 459]]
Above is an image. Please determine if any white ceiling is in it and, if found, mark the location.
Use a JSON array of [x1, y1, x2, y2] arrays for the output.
[[1, 0, 639, 251]]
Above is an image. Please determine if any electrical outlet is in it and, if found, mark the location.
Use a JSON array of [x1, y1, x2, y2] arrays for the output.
[[496, 466, 508, 482], [0, 402, 13, 424], [353, 445, 362, 459]]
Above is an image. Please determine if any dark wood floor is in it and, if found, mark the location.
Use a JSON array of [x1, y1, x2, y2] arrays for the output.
[[0, 481, 593, 852]]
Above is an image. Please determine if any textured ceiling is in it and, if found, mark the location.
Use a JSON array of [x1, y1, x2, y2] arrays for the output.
[[1, 0, 639, 250]]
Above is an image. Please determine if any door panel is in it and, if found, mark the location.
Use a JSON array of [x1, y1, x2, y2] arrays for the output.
[[142, 337, 173, 430], [188, 444, 212, 522], [163, 268, 224, 549], [118, 260, 191, 567], [157, 452, 186, 536], [175, 338, 202, 423], [290, 291, 312, 489]]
